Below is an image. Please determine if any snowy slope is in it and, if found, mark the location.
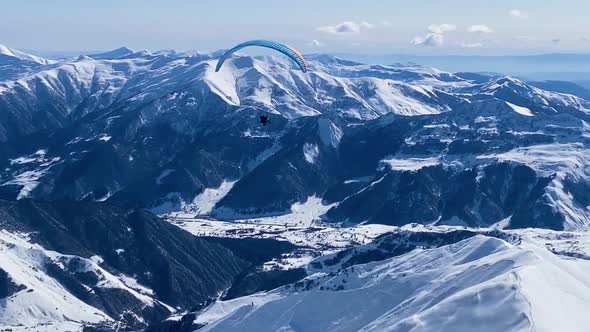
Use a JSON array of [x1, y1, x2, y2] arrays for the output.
[[194, 234, 590, 332], [0, 44, 54, 65], [478, 143, 590, 230], [475, 76, 590, 114], [0, 44, 54, 83], [0, 230, 113, 328], [201, 53, 460, 119], [0, 199, 259, 330]]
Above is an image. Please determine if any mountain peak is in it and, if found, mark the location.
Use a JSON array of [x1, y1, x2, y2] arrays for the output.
[[0, 43, 14, 56], [0, 43, 53, 65], [88, 46, 135, 60]]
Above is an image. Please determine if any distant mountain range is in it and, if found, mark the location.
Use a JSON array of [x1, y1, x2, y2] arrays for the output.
[[1, 44, 589, 230], [335, 53, 590, 81], [16, 46, 590, 81]]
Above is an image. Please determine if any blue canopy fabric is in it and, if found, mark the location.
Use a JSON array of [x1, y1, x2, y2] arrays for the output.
[[215, 40, 307, 73]]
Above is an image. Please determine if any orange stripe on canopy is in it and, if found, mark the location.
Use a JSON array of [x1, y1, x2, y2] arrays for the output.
[[288, 47, 307, 72]]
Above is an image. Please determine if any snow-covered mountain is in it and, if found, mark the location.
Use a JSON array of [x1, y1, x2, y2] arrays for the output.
[[0, 44, 55, 83], [0, 46, 469, 142], [1, 44, 588, 230], [1, 44, 590, 330], [0, 44, 54, 65], [0, 199, 297, 330], [191, 232, 590, 332]]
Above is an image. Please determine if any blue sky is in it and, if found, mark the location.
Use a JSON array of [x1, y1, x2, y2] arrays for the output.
[[2, 0, 589, 54]]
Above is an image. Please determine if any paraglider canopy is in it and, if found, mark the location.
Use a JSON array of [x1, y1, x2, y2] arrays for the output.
[[215, 40, 307, 73]]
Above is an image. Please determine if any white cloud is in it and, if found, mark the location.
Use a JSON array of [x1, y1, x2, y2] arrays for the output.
[[428, 24, 457, 34], [381, 20, 393, 27], [411, 33, 444, 47], [317, 21, 374, 35], [309, 40, 324, 47], [359, 22, 374, 29], [412, 24, 455, 47], [459, 42, 484, 48], [467, 25, 494, 33], [509, 9, 529, 19]]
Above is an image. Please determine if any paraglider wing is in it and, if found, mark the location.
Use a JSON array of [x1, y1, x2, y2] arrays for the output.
[[215, 40, 307, 72]]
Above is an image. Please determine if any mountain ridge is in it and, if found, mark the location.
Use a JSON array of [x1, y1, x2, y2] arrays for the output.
[[1, 44, 589, 230]]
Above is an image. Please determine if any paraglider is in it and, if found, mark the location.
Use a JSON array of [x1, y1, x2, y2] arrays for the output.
[[216, 40, 306, 127], [215, 39, 307, 73], [260, 115, 270, 126]]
